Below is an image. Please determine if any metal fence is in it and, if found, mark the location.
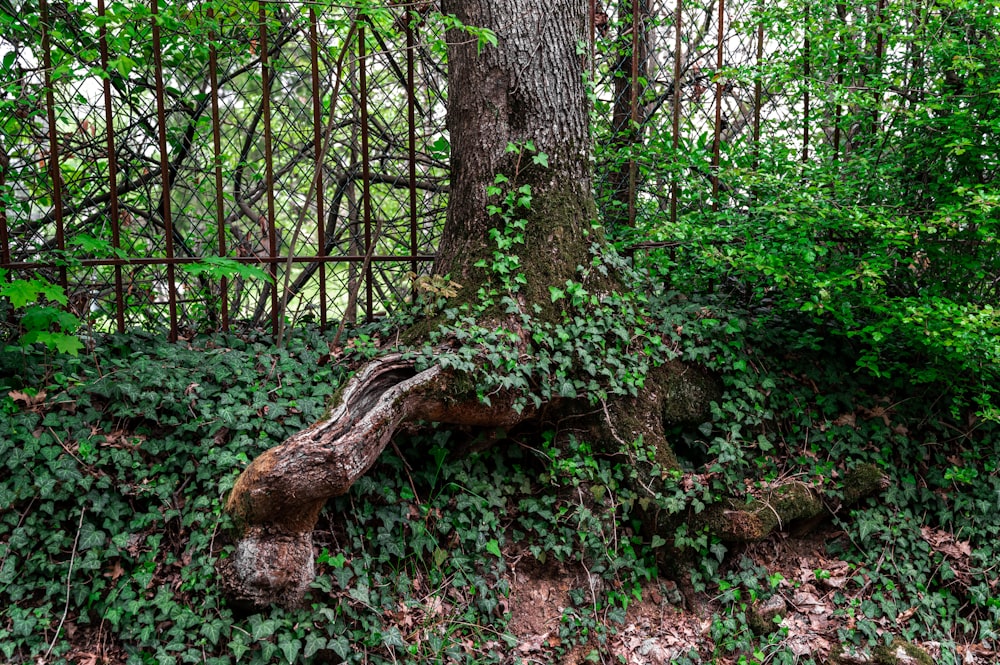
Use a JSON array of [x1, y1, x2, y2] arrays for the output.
[[592, 0, 898, 227], [0, 0, 907, 337], [1, 0, 448, 338]]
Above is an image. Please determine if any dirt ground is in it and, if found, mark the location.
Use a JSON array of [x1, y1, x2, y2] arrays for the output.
[[503, 524, 996, 665]]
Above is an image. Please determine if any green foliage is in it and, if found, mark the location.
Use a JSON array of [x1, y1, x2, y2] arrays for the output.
[[472, 142, 550, 292], [428, 11, 497, 53], [0, 329, 672, 664], [587, 7, 1000, 656], [709, 559, 792, 664], [665, 290, 1000, 657], [2, 298, 998, 661], [179, 257, 274, 283], [597, 0, 1000, 419], [410, 257, 670, 414], [398, 141, 675, 415], [2, 0, 998, 661], [0, 328, 340, 664], [0, 271, 83, 356], [646, 175, 1000, 417]]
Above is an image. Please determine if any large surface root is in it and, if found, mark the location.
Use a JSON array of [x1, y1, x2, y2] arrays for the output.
[[220, 354, 529, 608]]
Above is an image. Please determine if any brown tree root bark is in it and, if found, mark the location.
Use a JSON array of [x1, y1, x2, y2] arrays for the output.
[[219, 353, 530, 608], [700, 464, 888, 542]]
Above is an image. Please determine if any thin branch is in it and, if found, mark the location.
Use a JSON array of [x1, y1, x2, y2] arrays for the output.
[[44, 504, 86, 662]]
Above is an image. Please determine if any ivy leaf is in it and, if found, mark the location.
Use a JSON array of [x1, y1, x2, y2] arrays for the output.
[[251, 618, 277, 640], [78, 523, 106, 551], [549, 286, 565, 302], [278, 637, 301, 664], [328, 636, 350, 659], [304, 634, 326, 659], [382, 627, 406, 649], [531, 151, 549, 167], [485, 539, 502, 558], [558, 381, 577, 398], [200, 621, 223, 645], [229, 637, 249, 661]]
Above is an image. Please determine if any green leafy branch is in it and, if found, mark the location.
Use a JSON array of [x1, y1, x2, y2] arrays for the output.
[[0, 271, 83, 356]]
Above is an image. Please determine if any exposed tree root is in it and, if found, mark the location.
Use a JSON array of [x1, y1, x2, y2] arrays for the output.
[[219, 343, 884, 610], [220, 353, 531, 608], [701, 464, 888, 542]]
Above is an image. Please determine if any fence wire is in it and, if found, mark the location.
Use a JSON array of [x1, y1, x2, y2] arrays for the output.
[[1, 0, 447, 338], [0, 0, 934, 336]]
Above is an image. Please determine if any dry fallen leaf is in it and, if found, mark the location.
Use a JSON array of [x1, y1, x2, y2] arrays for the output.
[[104, 560, 125, 581], [920, 526, 972, 560], [9, 389, 46, 411], [832, 413, 857, 428], [517, 633, 548, 653]]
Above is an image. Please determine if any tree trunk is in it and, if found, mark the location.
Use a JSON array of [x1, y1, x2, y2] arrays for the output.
[[220, 0, 616, 608], [435, 0, 602, 310]]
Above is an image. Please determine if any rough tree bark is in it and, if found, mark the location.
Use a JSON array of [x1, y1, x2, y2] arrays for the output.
[[435, 0, 604, 314]]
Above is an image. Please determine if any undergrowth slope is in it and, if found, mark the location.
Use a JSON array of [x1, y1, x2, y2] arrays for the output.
[[0, 303, 998, 664]]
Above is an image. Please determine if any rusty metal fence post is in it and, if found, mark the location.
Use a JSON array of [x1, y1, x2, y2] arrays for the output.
[[39, 0, 67, 294], [802, 1, 811, 163], [711, 0, 724, 210], [208, 3, 230, 331], [670, 0, 683, 226], [308, 5, 328, 329], [151, 0, 178, 340], [97, 0, 125, 333]]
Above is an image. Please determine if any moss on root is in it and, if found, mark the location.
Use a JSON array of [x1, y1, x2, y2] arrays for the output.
[[700, 482, 824, 541], [872, 641, 934, 665], [659, 361, 721, 426], [842, 462, 889, 505], [828, 640, 933, 665]]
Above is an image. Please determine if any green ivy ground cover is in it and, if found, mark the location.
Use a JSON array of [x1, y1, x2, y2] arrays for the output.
[[0, 309, 998, 664]]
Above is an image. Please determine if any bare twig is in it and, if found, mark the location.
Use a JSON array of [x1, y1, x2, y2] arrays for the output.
[[44, 504, 86, 661]]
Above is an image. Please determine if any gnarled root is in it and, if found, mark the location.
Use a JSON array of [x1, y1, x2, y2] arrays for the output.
[[220, 353, 529, 608], [700, 464, 888, 542]]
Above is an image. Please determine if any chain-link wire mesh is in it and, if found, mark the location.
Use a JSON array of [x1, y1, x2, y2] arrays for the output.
[[588, 0, 932, 230], [0, 0, 447, 337], [0, 0, 956, 336]]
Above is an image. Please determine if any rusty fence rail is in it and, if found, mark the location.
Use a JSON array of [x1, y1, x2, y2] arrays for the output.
[[0, 0, 910, 338], [1, 0, 448, 339]]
